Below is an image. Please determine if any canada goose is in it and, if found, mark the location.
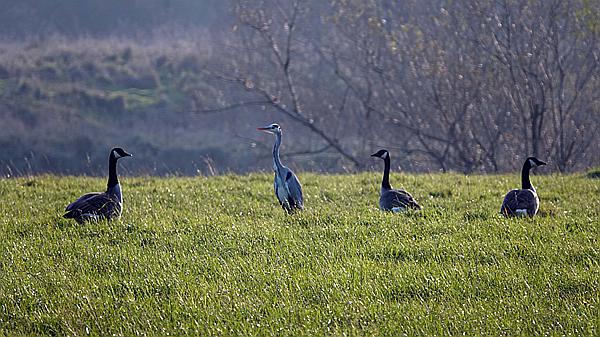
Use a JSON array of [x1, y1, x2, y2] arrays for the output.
[[371, 149, 421, 212], [64, 147, 132, 223], [257, 123, 303, 213], [500, 156, 546, 217]]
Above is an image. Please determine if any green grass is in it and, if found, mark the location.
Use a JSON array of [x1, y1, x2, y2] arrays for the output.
[[0, 173, 598, 336]]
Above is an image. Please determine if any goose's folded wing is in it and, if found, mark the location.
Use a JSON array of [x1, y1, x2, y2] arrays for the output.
[[384, 189, 421, 209], [65, 192, 101, 211], [64, 193, 117, 217]]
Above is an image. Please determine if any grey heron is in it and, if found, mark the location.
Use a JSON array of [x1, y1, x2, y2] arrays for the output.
[[371, 149, 421, 212], [500, 156, 546, 217], [257, 123, 304, 213], [64, 147, 132, 223]]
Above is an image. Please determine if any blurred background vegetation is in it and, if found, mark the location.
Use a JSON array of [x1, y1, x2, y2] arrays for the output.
[[0, 0, 598, 176]]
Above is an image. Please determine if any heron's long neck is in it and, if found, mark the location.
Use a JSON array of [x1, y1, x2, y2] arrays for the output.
[[381, 155, 392, 190], [521, 161, 533, 190], [107, 155, 119, 191], [273, 132, 284, 173]]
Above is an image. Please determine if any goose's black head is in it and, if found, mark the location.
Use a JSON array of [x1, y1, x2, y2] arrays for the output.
[[110, 147, 133, 160], [257, 123, 282, 134], [526, 156, 546, 168], [370, 149, 389, 160]]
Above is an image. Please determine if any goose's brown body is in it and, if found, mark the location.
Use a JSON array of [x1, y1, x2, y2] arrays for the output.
[[63, 148, 131, 223], [500, 157, 546, 217], [371, 149, 421, 212]]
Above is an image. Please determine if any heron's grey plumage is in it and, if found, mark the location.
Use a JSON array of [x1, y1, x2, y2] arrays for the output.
[[500, 156, 546, 217], [371, 149, 421, 212], [64, 147, 132, 223], [259, 123, 304, 213]]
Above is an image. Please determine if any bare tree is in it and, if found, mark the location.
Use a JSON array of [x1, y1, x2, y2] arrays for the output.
[[321, 0, 599, 172], [207, 0, 362, 168], [466, 0, 600, 171]]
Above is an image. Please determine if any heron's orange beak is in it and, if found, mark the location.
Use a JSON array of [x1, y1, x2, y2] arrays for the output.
[[257, 127, 268, 131]]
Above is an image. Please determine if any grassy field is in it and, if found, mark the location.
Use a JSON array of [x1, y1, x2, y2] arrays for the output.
[[0, 172, 598, 336]]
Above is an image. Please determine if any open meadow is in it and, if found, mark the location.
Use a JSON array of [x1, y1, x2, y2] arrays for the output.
[[0, 172, 598, 335]]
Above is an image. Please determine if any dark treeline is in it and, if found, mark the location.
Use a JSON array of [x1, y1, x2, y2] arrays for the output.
[[0, 0, 598, 176]]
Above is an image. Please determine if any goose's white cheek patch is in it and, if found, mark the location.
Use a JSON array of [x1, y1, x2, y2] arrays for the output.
[[392, 206, 407, 213]]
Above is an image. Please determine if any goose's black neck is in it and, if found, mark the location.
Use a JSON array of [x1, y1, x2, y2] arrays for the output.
[[381, 154, 392, 190], [521, 160, 533, 190], [107, 154, 119, 190]]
